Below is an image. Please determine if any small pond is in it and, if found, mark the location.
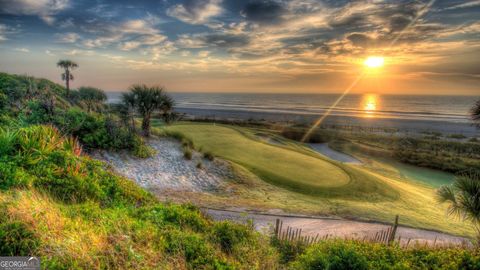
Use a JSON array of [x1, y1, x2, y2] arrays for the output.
[[309, 143, 455, 188]]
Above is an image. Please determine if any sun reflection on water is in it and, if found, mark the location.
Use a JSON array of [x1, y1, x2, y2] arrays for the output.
[[362, 94, 379, 117]]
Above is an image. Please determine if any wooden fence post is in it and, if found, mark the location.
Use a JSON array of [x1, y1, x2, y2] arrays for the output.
[[388, 215, 399, 245]]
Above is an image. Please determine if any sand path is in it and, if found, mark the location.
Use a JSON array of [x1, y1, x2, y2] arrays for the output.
[[204, 208, 471, 247]]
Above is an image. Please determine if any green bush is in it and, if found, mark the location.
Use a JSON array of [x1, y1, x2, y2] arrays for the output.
[[292, 241, 369, 270], [183, 147, 192, 160], [134, 203, 207, 232], [0, 160, 31, 189], [0, 219, 40, 256], [290, 240, 480, 270], [0, 125, 153, 205], [203, 151, 215, 161], [132, 136, 155, 158], [211, 221, 252, 253], [272, 238, 308, 264], [164, 229, 217, 269]]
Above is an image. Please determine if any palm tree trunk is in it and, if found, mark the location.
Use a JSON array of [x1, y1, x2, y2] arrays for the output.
[[65, 69, 70, 97], [130, 116, 136, 133], [142, 113, 151, 137]]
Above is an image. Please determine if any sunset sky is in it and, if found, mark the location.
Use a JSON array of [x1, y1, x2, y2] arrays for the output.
[[0, 0, 479, 94]]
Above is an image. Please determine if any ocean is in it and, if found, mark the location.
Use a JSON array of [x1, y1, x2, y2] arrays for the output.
[[107, 92, 478, 123]]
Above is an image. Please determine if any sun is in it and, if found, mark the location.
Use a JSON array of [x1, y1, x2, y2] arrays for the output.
[[364, 56, 384, 68]]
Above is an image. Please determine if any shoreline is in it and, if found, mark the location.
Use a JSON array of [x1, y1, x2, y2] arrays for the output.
[[175, 107, 478, 137]]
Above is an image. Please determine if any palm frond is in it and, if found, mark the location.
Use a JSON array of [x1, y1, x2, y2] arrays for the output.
[[437, 185, 457, 204], [471, 100, 480, 124]]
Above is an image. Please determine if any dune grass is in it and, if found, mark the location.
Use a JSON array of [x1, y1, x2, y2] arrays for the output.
[[156, 122, 475, 237]]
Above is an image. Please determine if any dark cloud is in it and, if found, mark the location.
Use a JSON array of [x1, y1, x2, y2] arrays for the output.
[[204, 33, 250, 48], [346, 33, 373, 47], [389, 15, 412, 33], [241, 0, 287, 25], [329, 13, 370, 29]]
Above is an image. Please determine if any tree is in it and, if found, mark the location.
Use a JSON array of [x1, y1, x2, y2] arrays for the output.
[[124, 84, 173, 137], [472, 100, 480, 127], [437, 170, 480, 243], [77, 86, 107, 113], [120, 92, 138, 133], [57, 60, 78, 97]]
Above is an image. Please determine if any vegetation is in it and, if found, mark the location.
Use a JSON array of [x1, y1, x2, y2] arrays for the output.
[[0, 125, 278, 268], [289, 240, 480, 270], [0, 72, 155, 157], [1, 71, 479, 268], [472, 99, 480, 127], [56, 60, 78, 97], [278, 124, 480, 175], [122, 84, 173, 137], [157, 122, 477, 236], [437, 171, 480, 243], [74, 86, 107, 112]]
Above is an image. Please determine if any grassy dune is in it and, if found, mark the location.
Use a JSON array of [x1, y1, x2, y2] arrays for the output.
[[158, 122, 474, 237]]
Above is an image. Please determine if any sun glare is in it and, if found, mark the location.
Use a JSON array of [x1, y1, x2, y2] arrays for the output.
[[364, 56, 384, 68], [362, 94, 379, 117]]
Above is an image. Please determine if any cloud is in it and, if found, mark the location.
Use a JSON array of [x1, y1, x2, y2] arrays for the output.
[[64, 49, 95, 56], [78, 16, 167, 51], [0, 0, 69, 24], [45, 49, 55, 56], [176, 32, 250, 50], [0, 24, 8, 41], [346, 33, 373, 48], [14, 47, 29, 53], [56, 32, 80, 43], [198, 50, 210, 57], [167, 0, 222, 24], [0, 23, 16, 41], [444, 0, 480, 10], [241, 0, 287, 25], [58, 17, 74, 28]]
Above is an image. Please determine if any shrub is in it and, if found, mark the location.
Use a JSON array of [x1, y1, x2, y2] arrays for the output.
[[292, 241, 368, 270], [211, 221, 252, 253], [132, 136, 155, 158], [290, 240, 480, 270], [203, 151, 215, 161], [183, 148, 192, 160], [448, 133, 467, 139], [272, 237, 308, 264], [34, 173, 103, 203], [0, 160, 31, 189], [164, 229, 216, 269], [134, 203, 208, 232], [0, 219, 40, 256]]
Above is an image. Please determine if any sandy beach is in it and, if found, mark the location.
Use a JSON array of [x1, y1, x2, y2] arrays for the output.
[[176, 107, 478, 137]]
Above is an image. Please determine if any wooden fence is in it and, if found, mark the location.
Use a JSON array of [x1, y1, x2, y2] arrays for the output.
[[274, 215, 403, 246]]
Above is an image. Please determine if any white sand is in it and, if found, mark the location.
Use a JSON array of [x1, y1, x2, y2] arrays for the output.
[[93, 138, 234, 192]]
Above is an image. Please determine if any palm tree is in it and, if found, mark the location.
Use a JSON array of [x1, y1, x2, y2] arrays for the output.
[[57, 60, 78, 97], [121, 92, 137, 133], [437, 170, 480, 243], [124, 84, 173, 137], [472, 100, 480, 127]]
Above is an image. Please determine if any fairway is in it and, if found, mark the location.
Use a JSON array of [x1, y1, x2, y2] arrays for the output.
[[161, 123, 397, 200]]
